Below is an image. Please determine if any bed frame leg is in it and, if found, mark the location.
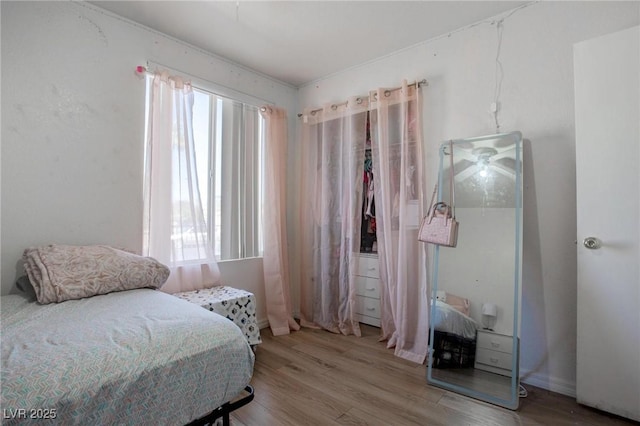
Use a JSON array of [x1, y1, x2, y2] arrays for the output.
[[185, 385, 254, 426]]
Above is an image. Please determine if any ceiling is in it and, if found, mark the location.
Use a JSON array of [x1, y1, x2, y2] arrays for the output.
[[91, 1, 526, 87]]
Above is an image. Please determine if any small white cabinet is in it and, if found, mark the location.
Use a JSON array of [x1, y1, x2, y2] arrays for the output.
[[474, 330, 514, 377], [354, 253, 381, 327]]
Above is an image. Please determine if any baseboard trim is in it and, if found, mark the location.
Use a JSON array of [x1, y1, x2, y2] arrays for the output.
[[520, 369, 576, 398]]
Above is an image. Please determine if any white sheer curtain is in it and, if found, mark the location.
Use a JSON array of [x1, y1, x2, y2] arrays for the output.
[[143, 71, 221, 293], [370, 81, 428, 363], [299, 98, 369, 335], [260, 106, 300, 336]]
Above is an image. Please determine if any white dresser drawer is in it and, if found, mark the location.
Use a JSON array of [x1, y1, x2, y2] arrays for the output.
[[475, 348, 513, 369], [354, 254, 381, 328], [355, 295, 381, 319], [357, 255, 379, 278], [475, 347, 513, 377], [355, 276, 380, 299], [355, 313, 381, 327], [476, 330, 513, 354]]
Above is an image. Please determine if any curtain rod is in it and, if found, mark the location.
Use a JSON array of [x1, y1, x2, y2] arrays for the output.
[[137, 62, 275, 107], [297, 78, 428, 118]]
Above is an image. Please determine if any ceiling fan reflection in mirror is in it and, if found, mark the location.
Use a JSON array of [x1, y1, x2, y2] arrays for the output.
[[454, 145, 516, 183]]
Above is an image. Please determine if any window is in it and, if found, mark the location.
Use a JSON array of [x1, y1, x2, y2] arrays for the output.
[[145, 77, 264, 261]]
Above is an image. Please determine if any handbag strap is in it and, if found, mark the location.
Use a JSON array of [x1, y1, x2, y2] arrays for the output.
[[449, 140, 456, 219], [428, 141, 456, 218], [428, 183, 438, 215]]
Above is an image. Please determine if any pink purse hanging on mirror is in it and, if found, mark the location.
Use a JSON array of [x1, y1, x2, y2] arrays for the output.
[[418, 140, 458, 247]]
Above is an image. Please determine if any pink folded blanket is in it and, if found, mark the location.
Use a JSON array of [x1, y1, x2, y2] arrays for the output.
[[23, 245, 170, 304]]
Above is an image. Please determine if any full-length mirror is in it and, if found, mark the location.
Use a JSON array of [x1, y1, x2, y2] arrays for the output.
[[427, 131, 523, 410]]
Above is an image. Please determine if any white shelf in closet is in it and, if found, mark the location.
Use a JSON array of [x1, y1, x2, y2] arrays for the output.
[[354, 253, 381, 327]]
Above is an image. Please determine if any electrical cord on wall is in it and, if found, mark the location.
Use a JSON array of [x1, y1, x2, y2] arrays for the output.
[[492, 19, 505, 133], [489, 2, 540, 134]]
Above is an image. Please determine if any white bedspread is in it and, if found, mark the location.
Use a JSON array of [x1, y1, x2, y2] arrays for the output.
[[1, 289, 254, 425], [432, 300, 479, 340]]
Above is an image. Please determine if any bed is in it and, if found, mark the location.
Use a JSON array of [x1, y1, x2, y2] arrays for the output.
[[432, 299, 479, 340], [1, 245, 255, 425], [430, 295, 480, 369]]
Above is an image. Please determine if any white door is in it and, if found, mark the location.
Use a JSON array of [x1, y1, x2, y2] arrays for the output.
[[574, 26, 639, 422]]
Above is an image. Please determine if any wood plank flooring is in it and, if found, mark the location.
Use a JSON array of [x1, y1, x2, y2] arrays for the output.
[[230, 325, 636, 425]]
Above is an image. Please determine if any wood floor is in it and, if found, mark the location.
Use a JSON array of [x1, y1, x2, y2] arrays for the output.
[[230, 325, 635, 425]]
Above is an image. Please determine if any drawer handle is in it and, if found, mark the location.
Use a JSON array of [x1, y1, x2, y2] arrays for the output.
[[490, 357, 499, 364], [367, 267, 376, 271], [491, 342, 501, 348], [366, 287, 376, 291], [366, 307, 376, 311]]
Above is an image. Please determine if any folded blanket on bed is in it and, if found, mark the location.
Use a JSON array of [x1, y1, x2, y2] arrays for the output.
[[23, 245, 170, 304]]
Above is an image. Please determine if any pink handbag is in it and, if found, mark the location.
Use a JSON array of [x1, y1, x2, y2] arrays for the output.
[[418, 140, 458, 247]]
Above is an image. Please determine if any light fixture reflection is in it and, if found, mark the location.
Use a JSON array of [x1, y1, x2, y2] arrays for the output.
[[478, 158, 490, 177]]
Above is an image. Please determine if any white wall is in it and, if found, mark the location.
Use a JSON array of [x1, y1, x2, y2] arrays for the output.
[[293, 1, 639, 396], [0, 1, 297, 329]]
